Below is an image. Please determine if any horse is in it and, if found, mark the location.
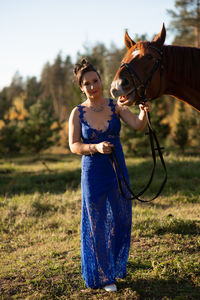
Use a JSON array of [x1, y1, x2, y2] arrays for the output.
[[110, 24, 200, 112]]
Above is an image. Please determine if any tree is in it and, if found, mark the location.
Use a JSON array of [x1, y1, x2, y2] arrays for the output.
[[25, 76, 42, 109], [167, 0, 200, 46], [102, 44, 126, 96], [0, 119, 21, 154], [18, 99, 60, 153], [173, 103, 189, 151], [62, 55, 76, 118], [0, 72, 24, 119], [167, 0, 200, 152], [0, 88, 12, 119], [151, 96, 171, 141], [0, 93, 28, 154], [188, 108, 200, 148], [40, 54, 75, 121]]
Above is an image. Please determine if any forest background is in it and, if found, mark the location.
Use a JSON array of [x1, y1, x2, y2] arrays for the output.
[[1, 1, 200, 298], [0, 0, 200, 156]]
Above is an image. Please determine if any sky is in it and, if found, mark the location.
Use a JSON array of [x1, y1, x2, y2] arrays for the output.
[[0, 0, 176, 90]]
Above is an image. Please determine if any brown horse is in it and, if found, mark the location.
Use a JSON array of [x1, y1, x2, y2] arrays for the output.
[[110, 24, 200, 112]]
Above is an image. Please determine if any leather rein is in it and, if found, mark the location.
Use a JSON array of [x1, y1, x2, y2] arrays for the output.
[[110, 45, 167, 203]]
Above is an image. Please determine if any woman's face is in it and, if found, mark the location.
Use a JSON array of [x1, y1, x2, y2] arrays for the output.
[[81, 71, 102, 100]]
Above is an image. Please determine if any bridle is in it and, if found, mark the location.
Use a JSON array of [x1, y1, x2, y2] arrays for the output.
[[120, 45, 164, 105], [110, 45, 167, 203]]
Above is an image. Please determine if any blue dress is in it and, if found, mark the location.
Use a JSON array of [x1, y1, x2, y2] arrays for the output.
[[77, 98, 132, 289]]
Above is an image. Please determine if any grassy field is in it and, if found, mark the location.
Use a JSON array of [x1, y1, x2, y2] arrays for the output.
[[0, 151, 200, 299]]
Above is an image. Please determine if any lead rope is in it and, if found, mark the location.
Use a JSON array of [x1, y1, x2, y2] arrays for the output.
[[110, 111, 167, 203]]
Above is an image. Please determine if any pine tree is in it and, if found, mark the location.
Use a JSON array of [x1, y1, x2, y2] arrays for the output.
[[150, 96, 171, 142], [18, 99, 60, 153], [0, 88, 12, 119], [0, 119, 21, 154], [173, 103, 189, 151], [25, 77, 42, 109], [167, 0, 200, 46], [167, 0, 200, 152]]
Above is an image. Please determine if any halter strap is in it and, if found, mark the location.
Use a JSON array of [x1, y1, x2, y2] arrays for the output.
[[120, 45, 163, 104]]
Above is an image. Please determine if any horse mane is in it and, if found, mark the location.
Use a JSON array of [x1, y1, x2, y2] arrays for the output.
[[162, 44, 200, 90]]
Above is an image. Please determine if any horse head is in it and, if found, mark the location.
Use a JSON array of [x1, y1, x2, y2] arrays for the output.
[[110, 24, 166, 106]]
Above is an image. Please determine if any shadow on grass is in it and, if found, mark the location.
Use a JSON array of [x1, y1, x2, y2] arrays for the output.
[[0, 154, 83, 196], [0, 169, 81, 196], [134, 217, 200, 236], [5, 153, 76, 165], [155, 218, 200, 235], [127, 157, 200, 200], [0, 154, 200, 198], [119, 274, 200, 299], [0, 268, 84, 299]]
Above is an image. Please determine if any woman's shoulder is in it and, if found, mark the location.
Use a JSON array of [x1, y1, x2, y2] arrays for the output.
[[70, 106, 79, 115], [69, 106, 81, 121], [71, 102, 86, 113]]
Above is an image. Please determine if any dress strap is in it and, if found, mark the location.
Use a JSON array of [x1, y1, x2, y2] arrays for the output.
[[109, 98, 117, 117], [77, 104, 86, 121]]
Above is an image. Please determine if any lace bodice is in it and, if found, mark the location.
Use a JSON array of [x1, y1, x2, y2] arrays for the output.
[[77, 99, 121, 144]]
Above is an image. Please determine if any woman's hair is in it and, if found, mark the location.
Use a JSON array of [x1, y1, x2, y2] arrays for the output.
[[73, 58, 101, 87]]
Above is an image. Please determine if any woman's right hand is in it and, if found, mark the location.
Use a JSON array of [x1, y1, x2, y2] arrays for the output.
[[96, 142, 114, 154]]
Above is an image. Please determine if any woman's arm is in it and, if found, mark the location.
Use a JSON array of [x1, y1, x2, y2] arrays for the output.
[[118, 101, 152, 131], [68, 107, 95, 155], [68, 107, 113, 155]]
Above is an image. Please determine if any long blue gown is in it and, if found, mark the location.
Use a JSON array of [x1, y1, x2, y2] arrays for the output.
[[77, 98, 132, 289]]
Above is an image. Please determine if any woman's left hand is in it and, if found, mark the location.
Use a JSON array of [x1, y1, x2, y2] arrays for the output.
[[139, 101, 152, 113]]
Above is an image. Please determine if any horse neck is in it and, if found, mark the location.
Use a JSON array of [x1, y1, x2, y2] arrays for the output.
[[162, 45, 200, 111]]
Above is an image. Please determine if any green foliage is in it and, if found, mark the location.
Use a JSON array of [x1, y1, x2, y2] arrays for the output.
[[0, 119, 21, 154], [40, 54, 75, 121], [188, 108, 200, 148], [120, 97, 171, 156], [173, 118, 189, 151], [0, 73, 24, 119], [0, 88, 12, 119], [167, 0, 200, 46], [0, 24, 199, 154], [151, 97, 171, 141], [173, 103, 189, 151], [121, 118, 150, 156], [25, 76, 42, 109], [18, 99, 60, 153]]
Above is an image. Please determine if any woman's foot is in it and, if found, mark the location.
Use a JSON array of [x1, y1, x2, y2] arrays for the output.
[[103, 284, 117, 292]]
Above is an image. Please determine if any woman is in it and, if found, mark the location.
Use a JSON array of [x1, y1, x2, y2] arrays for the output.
[[69, 58, 152, 292]]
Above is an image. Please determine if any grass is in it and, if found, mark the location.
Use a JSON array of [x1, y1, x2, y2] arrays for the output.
[[0, 152, 200, 299]]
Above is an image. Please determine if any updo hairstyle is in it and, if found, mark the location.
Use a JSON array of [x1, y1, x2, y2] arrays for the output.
[[73, 58, 101, 87]]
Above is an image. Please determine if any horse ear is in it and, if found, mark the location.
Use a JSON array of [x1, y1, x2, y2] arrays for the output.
[[124, 30, 136, 49], [152, 23, 166, 47]]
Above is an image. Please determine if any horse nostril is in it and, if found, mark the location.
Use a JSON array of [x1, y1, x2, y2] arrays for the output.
[[110, 88, 119, 98], [122, 78, 129, 86]]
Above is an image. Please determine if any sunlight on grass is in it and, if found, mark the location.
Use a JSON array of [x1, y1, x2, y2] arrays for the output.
[[0, 153, 200, 299]]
